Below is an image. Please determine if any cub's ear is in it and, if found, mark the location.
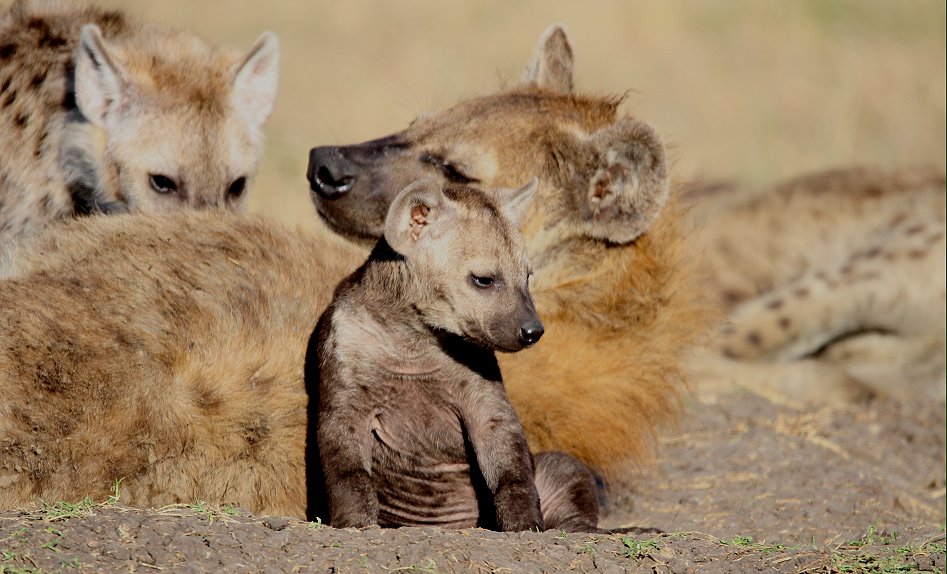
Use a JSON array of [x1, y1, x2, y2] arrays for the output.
[[521, 24, 573, 94], [231, 32, 280, 129], [74, 25, 131, 126], [497, 177, 538, 229], [384, 178, 451, 255], [581, 117, 670, 244]]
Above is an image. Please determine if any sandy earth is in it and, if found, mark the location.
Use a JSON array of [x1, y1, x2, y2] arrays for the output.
[[1, 383, 943, 574]]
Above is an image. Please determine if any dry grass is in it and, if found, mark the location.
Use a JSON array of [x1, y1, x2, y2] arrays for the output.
[[99, 0, 946, 227]]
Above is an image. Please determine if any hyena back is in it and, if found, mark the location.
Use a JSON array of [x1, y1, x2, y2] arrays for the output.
[[0, 0, 278, 242], [0, 211, 361, 516]]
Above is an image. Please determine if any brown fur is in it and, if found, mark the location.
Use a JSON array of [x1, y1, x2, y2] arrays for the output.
[[0, 26, 708, 514], [313, 180, 596, 531], [0, 0, 278, 242], [0, 211, 360, 516], [307, 26, 709, 474], [685, 166, 946, 403]]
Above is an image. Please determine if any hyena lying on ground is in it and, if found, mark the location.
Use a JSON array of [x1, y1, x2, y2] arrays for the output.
[[0, 0, 279, 243], [686, 167, 946, 403], [313, 179, 598, 532], [0, 26, 704, 516]]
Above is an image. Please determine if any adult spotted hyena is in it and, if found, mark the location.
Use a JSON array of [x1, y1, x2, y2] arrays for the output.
[[0, 0, 279, 242], [0, 25, 707, 517]]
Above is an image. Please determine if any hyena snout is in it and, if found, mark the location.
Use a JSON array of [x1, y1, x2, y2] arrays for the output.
[[308, 146, 358, 199], [518, 318, 544, 347]]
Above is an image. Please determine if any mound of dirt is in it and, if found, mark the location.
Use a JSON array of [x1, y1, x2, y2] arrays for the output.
[[1, 385, 943, 573]]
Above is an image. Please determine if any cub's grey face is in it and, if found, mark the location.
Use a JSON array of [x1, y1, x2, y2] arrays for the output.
[[385, 182, 543, 352]]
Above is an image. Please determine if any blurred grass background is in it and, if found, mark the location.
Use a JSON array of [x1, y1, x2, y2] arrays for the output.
[[101, 1, 946, 228]]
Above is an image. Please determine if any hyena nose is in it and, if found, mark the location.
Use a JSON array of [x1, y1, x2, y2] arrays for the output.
[[518, 320, 544, 347], [307, 146, 357, 199]]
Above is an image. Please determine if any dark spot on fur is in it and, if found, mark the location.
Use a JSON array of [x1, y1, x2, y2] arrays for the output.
[[29, 73, 44, 90], [722, 346, 739, 359], [243, 416, 270, 446], [0, 77, 10, 95], [905, 224, 925, 235], [0, 44, 15, 59], [793, 287, 809, 298], [928, 231, 945, 245], [722, 289, 743, 305], [746, 331, 762, 348], [99, 11, 126, 33], [863, 246, 881, 258], [766, 299, 784, 310], [884, 252, 898, 262], [840, 264, 853, 276], [39, 34, 67, 49], [14, 113, 27, 128], [196, 386, 223, 413], [1, 89, 16, 108], [778, 317, 791, 330], [908, 249, 926, 259], [35, 129, 48, 157]]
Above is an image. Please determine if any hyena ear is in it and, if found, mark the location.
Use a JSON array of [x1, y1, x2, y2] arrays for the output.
[[521, 25, 574, 94], [497, 177, 539, 229], [231, 32, 280, 129], [581, 117, 670, 244], [74, 25, 131, 126], [384, 178, 451, 255]]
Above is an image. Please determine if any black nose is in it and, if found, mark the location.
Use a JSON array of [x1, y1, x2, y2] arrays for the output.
[[307, 146, 358, 199], [518, 321, 544, 347]]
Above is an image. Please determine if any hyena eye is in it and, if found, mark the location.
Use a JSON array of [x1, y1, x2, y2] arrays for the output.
[[420, 154, 478, 184], [470, 274, 496, 289], [149, 174, 178, 195], [227, 177, 247, 199]]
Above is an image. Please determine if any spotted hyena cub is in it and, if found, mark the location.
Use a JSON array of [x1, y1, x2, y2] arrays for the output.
[[312, 178, 599, 532], [0, 0, 279, 242]]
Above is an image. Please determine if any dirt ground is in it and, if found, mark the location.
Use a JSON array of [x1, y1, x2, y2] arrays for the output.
[[1, 382, 942, 574]]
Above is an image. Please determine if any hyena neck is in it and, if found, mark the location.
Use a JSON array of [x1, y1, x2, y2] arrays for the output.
[[59, 110, 126, 217], [356, 238, 427, 326]]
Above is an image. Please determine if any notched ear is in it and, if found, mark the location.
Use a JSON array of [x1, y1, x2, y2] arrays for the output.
[[231, 32, 280, 129], [74, 25, 130, 126], [521, 24, 574, 94], [384, 178, 449, 254], [583, 117, 670, 244], [497, 177, 539, 229]]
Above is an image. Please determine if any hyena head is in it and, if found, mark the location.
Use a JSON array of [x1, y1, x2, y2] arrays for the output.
[[308, 26, 669, 269], [384, 177, 543, 352], [67, 24, 279, 213]]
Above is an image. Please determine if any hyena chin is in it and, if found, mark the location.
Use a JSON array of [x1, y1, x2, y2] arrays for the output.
[[0, 0, 279, 242]]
